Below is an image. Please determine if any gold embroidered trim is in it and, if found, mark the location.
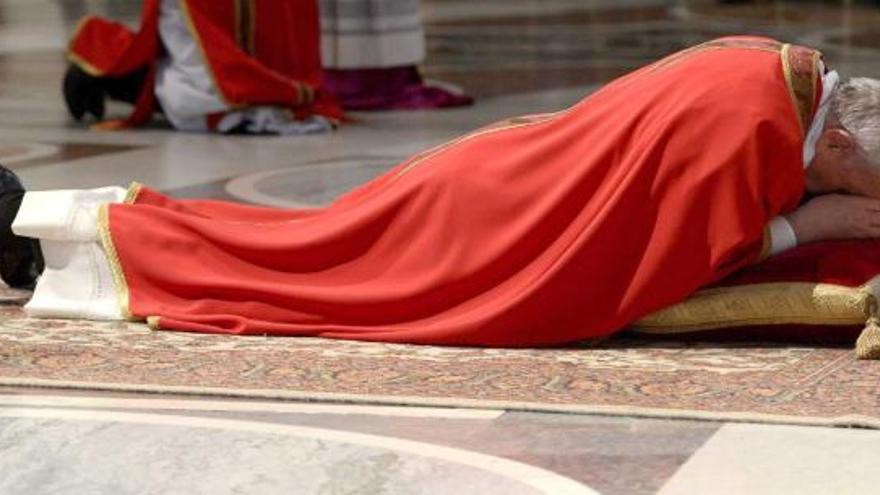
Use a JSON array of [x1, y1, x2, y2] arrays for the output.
[[757, 226, 772, 262], [68, 52, 104, 77], [66, 16, 106, 77], [780, 44, 820, 135], [187, 0, 309, 107], [234, 0, 244, 51], [97, 204, 135, 321], [303, 84, 315, 102], [649, 38, 782, 73], [124, 182, 143, 204], [247, 0, 256, 55], [292, 82, 314, 106], [389, 111, 563, 183], [93, 182, 143, 321], [146, 316, 161, 330], [234, 0, 256, 55], [179, 0, 235, 107], [633, 282, 872, 333]]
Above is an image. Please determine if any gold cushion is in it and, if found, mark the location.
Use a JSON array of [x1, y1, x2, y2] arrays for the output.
[[633, 279, 879, 334]]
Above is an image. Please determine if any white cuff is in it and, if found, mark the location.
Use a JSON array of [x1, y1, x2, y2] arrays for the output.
[[25, 241, 123, 320], [12, 187, 127, 242], [768, 216, 798, 256]]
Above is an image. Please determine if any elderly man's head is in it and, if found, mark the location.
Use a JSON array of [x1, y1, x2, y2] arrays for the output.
[[807, 78, 880, 198]]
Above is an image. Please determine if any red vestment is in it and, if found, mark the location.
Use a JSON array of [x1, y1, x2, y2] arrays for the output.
[[67, 0, 342, 128], [101, 37, 823, 346]]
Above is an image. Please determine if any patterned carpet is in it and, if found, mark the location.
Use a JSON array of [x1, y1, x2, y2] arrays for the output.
[[1, 289, 878, 428]]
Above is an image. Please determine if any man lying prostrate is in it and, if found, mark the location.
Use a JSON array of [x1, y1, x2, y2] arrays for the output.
[[64, 0, 342, 134], [8, 37, 880, 346]]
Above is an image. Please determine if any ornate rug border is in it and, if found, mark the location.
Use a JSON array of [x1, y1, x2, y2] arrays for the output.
[[2, 377, 877, 430]]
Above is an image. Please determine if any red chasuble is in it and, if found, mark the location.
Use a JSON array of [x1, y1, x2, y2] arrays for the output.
[[100, 37, 823, 346], [67, 0, 342, 128]]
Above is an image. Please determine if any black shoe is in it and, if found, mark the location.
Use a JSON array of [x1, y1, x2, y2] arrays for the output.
[[63, 63, 152, 122], [103, 65, 150, 105], [0, 165, 43, 290], [63, 63, 105, 121]]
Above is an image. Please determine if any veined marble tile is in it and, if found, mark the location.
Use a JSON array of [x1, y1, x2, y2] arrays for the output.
[[658, 423, 880, 495], [0, 410, 597, 495]]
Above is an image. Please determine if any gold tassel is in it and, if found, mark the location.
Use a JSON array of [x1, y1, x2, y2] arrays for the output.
[[856, 316, 880, 360]]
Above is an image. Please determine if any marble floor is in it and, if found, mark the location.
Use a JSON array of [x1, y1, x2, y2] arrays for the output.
[[3, 0, 880, 494]]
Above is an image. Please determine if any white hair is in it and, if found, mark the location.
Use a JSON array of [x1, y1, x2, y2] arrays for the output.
[[829, 77, 880, 163]]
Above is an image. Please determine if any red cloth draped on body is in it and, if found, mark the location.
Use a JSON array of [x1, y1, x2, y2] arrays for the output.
[[67, 0, 342, 128], [106, 38, 814, 346]]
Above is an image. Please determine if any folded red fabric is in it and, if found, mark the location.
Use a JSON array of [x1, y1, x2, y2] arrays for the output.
[[716, 239, 880, 289]]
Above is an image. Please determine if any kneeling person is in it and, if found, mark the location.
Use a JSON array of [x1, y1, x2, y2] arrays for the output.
[[64, 0, 342, 134]]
